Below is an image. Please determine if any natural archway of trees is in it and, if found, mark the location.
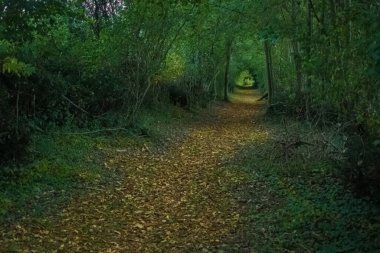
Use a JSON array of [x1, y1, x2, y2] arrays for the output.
[[0, 1, 379, 252], [1, 0, 379, 158]]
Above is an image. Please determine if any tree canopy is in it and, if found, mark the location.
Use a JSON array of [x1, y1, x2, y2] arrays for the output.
[[0, 0, 379, 172], [0, 1, 380, 251]]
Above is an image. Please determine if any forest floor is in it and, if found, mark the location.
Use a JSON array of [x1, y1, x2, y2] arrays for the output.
[[1, 89, 379, 253], [0, 89, 268, 252]]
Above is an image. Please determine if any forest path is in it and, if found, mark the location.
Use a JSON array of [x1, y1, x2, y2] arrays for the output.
[[1, 89, 268, 253]]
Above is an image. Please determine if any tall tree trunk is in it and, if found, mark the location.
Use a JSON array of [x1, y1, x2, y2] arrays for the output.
[[292, 39, 303, 99], [93, 0, 101, 37], [289, 0, 303, 101], [320, 0, 328, 97], [305, 0, 314, 119], [224, 39, 233, 101], [264, 40, 274, 105]]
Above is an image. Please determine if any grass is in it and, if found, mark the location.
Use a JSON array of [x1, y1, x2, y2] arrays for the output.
[[0, 134, 119, 222], [2, 103, 379, 252], [0, 104, 192, 222], [242, 118, 380, 253]]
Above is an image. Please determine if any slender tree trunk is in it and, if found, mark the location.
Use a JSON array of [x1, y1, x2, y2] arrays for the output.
[[289, 0, 303, 101], [264, 40, 274, 105], [16, 87, 20, 139], [94, 0, 101, 37], [224, 39, 233, 101], [305, 0, 314, 119], [320, 0, 328, 98], [329, 0, 336, 24], [292, 39, 303, 99], [348, 0, 352, 44]]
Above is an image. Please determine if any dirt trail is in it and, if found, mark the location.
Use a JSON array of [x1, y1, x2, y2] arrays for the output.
[[1, 89, 268, 253]]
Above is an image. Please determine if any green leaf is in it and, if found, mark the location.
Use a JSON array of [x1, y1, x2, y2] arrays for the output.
[[2, 57, 34, 77]]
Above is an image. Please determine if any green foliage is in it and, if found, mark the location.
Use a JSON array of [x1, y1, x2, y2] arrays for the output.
[[2, 57, 34, 77], [0, 0, 378, 203], [0, 40, 34, 76], [0, 0, 267, 170], [0, 1, 206, 168], [243, 122, 380, 252], [0, 105, 192, 221], [0, 133, 102, 221], [235, 70, 254, 88], [241, 0, 380, 195], [0, 39, 13, 55], [156, 52, 186, 83]]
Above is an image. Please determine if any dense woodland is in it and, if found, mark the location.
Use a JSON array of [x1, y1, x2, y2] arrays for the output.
[[2, 0, 379, 189], [0, 0, 380, 251]]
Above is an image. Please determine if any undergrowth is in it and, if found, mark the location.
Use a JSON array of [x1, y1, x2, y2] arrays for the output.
[[243, 118, 380, 252], [0, 105, 191, 222]]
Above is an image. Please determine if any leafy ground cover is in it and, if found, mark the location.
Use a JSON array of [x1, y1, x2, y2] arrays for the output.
[[245, 158, 380, 253], [0, 90, 379, 252], [238, 118, 380, 253], [0, 106, 192, 222]]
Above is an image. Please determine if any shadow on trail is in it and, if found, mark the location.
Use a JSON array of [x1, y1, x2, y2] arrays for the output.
[[0, 89, 270, 253]]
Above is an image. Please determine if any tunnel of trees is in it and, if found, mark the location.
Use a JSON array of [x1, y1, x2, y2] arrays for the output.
[[1, 0, 380, 193], [0, 1, 379, 173], [1, 0, 380, 215]]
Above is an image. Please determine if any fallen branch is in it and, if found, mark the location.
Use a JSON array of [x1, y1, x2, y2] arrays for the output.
[[143, 143, 151, 153], [62, 128, 129, 135], [257, 92, 268, 101], [62, 95, 89, 114]]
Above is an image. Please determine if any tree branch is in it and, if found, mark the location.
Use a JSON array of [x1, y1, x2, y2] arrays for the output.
[[61, 95, 89, 114]]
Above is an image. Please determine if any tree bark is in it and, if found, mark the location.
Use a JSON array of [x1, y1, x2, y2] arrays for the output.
[[305, 0, 314, 119], [224, 39, 233, 101], [264, 40, 274, 105], [292, 39, 303, 99]]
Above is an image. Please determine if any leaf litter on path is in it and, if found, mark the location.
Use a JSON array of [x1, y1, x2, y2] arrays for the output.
[[0, 90, 268, 252]]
